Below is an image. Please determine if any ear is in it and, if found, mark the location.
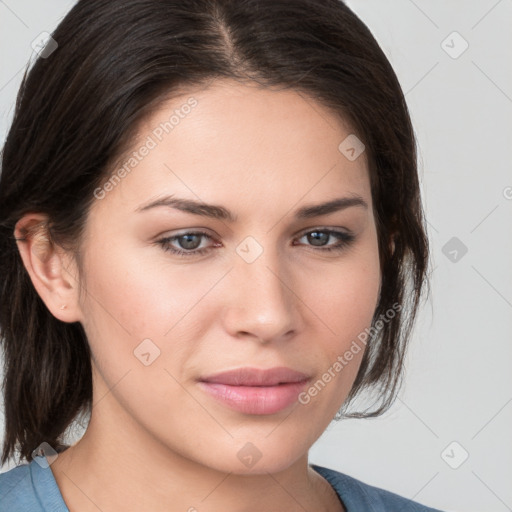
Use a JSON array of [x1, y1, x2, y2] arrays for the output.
[[388, 228, 397, 256], [387, 214, 398, 257], [14, 213, 84, 323]]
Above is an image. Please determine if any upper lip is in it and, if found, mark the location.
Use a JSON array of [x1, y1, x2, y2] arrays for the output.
[[199, 366, 310, 386]]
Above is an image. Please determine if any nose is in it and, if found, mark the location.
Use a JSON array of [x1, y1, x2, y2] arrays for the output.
[[220, 242, 302, 344]]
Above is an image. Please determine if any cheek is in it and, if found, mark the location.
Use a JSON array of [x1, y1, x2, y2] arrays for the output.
[[294, 261, 379, 421], [78, 245, 208, 431], [297, 244, 380, 407], [306, 256, 380, 342], [77, 243, 228, 376], [80, 239, 171, 329]]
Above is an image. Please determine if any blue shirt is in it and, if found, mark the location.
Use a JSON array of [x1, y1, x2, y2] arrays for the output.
[[0, 456, 444, 511]]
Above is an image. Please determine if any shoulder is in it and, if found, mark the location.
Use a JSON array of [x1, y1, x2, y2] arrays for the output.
[[311, 464, 445, 512], [0, 456, 68, 511], [0, 461, 41, 511]]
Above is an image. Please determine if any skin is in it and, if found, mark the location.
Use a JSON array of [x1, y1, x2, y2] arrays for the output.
[[15, 78, 381, 512]]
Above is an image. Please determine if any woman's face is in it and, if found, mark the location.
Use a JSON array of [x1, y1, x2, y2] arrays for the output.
[[73, 79, 381, 474]]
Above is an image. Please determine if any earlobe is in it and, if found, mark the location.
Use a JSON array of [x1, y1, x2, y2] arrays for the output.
[[13, 213, 83, 323], [389, 231, 396, 256]]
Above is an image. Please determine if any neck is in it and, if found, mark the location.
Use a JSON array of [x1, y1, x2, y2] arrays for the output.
[[50, 407, 345, 512]]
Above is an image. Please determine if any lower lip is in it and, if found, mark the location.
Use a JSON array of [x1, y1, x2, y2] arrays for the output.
[[197, 380, 309, 415]]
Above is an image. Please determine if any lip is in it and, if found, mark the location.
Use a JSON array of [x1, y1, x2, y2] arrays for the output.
[[198, 366, 310, 415], [200, 366, 310, 386]]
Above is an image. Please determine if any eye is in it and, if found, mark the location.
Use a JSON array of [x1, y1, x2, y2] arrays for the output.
[[294, 229, 355, 253], [156, 228, 355, 258], [156, 230, 216, 257]]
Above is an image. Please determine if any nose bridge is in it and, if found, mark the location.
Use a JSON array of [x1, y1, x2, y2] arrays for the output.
[[223, 234, 299, 340]]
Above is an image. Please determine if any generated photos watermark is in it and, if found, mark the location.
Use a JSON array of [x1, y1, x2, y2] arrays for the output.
[[93, 97, 198, 200], [298, 302, 402, 405]]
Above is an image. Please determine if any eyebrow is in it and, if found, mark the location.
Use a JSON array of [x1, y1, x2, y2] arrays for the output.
[[135, 194, 368, 222]]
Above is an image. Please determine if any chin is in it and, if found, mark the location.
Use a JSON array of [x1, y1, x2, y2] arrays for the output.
[[201, 436, 309, 476]]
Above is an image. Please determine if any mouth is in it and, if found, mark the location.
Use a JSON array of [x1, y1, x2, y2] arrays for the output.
[[197, 366, 311, 415]]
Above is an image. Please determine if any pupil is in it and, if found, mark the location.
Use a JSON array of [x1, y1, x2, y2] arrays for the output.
[[308, 232, 328, 246], [180, 234, 201, 250]]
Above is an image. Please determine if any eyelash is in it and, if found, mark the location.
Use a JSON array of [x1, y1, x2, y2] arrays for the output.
[[156, 228, 355, 258]]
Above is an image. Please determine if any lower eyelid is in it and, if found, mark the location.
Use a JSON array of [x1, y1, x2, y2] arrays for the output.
[[159, 229, 354, 255]]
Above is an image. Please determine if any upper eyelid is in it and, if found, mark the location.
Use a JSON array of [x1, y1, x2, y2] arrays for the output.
[[160, 226, 352, 244]]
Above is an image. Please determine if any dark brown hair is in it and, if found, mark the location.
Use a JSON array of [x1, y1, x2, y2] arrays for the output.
[[0, 0, 430, 466]]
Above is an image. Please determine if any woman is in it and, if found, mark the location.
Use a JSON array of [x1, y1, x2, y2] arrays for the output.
[[0, 0, 442, 510]]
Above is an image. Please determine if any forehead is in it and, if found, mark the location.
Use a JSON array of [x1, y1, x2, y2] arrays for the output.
[[93, 79, 371, 219]]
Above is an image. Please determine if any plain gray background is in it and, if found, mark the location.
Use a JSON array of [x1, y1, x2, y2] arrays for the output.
[[1, 1, 511, 511]]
